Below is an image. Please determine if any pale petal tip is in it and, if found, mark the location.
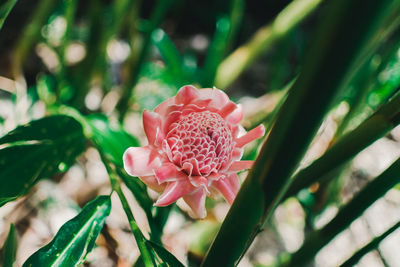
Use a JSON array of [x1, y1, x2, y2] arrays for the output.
[[176, 85, 200, 105], [235, 124, 266, 148]]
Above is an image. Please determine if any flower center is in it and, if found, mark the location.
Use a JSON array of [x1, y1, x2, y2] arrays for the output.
[[166, 111, 234, 176]]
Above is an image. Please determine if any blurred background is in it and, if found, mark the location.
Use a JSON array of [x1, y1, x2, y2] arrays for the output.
[[0, 0, 400, 266]]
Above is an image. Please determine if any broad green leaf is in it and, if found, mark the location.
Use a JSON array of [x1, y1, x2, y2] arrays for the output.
[[23, 195, 111, 267], [0, 0, 18, 30], [86, 114, 139, 167], [2, 224, 18, 267], [0, 115, 85, 206], [147, 240, 185, 267]]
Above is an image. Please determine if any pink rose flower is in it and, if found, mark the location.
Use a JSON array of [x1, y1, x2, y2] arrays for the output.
[[123, 85, 265, 218]]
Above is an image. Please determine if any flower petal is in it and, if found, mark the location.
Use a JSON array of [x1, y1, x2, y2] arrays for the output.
[[182, 158, 204, 177], [154, 163, 187, 184], [232, 148, 244, 161], [218, 102, 237, 118], [226, 104, 243, 124], [227, 160, 254, 173], [235, 124, 265, 148], [139, 175, 166, 192], [226, 173, 240, 195], [183, 189, 207, 218], [123, 146, 162, 176], [162, 139, 174, 162], [154, 97, 175, 116], [198, 87, 229, 108], [188, 175, 209, 193], [163, 110, 182, 134], [212, 176, 237, 204], [176, 85, 200, 105], [154, 180, 194, 206], [143, 110, 163, 146]]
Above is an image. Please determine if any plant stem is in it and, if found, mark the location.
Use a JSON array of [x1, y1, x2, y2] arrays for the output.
[[117, 0, 173, 121], [214, 0, 322, 89], [111, 178, 155, 267], [12, 0, 57, 77], [0, 0, 18, 30], [101, 153, 155, 267], [2, 223, 17, 267]]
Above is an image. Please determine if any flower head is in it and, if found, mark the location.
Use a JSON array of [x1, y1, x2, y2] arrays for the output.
[[123, 85, 265, 218]]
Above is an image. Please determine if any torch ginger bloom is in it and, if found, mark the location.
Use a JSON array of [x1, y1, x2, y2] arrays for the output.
[[123, 85, 265, 218]]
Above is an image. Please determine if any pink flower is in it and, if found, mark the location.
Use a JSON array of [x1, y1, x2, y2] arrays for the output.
[[123, 85, 265, 218]]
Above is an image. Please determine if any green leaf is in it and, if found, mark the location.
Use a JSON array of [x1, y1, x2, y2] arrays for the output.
[[214, 0, 323, 88], [203, 0, 400, 265], [152, 28, 183, 77], [117, 167, 153, 217], [147, 240, 185, 267], [86, 114, 139, 167], [284, 89, 400, 199], [23, 195, 111, 267], [281, 156, 400, 267], [201, 15, 231, 87], [0, 115, 86, 206], [0, 0, 18, 30], [340, 220, 400, 267], [2, 224, 18, 267]]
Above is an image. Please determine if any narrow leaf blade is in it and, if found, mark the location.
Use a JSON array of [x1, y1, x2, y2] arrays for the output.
[[147, 240, 185, 267], [0, 0, 18, 30], [2, 224, 18, 267]]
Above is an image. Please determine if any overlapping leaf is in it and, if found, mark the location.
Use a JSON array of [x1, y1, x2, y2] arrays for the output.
[[0, 115, 85, 206]]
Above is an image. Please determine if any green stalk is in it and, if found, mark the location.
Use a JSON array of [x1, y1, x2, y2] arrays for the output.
[[111, 179, 155, 267], [246, 78, 295, 130], [280, 157, 400, 267], [202, 1, 400, 266], [224, 0, 245, 54], [2, 224, 17, 267], [55, 0, 77, 100], [335, 27, 400, 139], [71, 0, 139, 108], [284, 90, 400, 199], [339, 220, 400, 267], [151, 28, 183, 77], [214, 0, 323, 89], [12, 0, 57, 77], [117, 0, 173, 121], [68, 0, 105, 108], [201, 16, 231, 87], [102, 155, 155, 267], [0, 0, 18, 30]]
